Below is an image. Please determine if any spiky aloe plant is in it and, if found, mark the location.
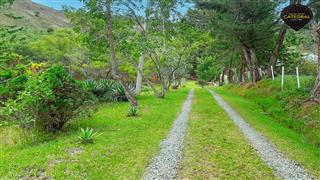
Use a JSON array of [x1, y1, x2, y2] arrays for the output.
[[78, 127, 100, 144], [127, 106, 138, 117], [112, 83, 135, 102]]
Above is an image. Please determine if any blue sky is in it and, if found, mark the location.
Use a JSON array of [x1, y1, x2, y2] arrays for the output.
[[32, 0, 85, 10]]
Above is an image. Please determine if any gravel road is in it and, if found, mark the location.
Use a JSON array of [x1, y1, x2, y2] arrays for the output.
[[143, 89, 194, 180], [209, 89, 313, 180]]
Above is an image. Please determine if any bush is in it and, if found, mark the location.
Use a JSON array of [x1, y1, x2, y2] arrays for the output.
[[3, 65, 92, 132], [0, 74, 28, 105]]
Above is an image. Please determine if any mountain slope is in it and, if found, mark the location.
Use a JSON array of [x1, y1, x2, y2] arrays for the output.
[[0, 0, 70, 30]]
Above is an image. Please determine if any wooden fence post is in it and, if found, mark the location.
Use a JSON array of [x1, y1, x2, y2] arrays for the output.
[[271, 65, 275, 80], [296, 67, 300, 89], [281, 66, 284, 91], [258, 68, 263, 79]]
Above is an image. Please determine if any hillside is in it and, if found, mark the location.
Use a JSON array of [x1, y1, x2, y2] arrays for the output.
[[0, 0, 70, 30]]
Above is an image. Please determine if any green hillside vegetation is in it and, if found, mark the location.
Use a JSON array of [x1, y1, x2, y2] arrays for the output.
[[0, 0, 70, 30]]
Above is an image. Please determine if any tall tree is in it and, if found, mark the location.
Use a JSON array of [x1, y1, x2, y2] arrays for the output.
[[68, 0, 138, 106], [193, 0, 278, 82], [268, 0, 298, 77], [105, 0, 138, 107], [309, 0, 320, 101]]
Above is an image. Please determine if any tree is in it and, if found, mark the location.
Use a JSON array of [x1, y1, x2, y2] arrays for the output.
[[309, 0, 320, 101], [196, 56, 220, 82], [268, 0, 300, 77], [67, 0, 138, 107], [192, 0, 278, 82], [105, 0, 138, 107], [119, 0, 193, 98]]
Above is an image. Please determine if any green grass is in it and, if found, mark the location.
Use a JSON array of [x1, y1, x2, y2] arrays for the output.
[[221, 76, 320, 146], [0, 88, 190, 179], [179, 88, 275, 179], [214, 88, 320, 178]]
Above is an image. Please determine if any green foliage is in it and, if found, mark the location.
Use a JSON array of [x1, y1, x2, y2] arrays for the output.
[[300, 60, 317, 76], [196, 56, 220, 82], [0, 0, 14, 9], [127, 106, 138, 117], [2, 65, 91, 132], [82, 79, 136, 102], [28, 29, 88, 66], [112, 83, 135, 102], [83, 79, 114, 100], [78, 127, 100, 144], [0, 74, 28, 105]]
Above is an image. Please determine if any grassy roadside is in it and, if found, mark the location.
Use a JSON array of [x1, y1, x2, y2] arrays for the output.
[[179, 88, 275, 179], [214, 88, 320, 177], [0, 88, 190, 179], [220, 76, 319, 146]]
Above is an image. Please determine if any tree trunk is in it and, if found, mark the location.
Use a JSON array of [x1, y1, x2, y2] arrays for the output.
[[227, 68, 233, 84], [239, 63, 245, 83], [242, 46, 253, 81], [249, 48, 261, 82], [106, 0, 137, 107], [268, 25, 287, 77], [238, 67, 242, 83], [134, 0, 150, 96], [227, 59, 233, 83], [220, 70, 225, 86], [311, 28, 320, 102], [159, 78, 166, 98], [135, 55, 144, 95]]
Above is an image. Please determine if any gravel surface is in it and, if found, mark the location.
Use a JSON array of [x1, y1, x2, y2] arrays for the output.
[[143, 89, 194, 180], [209, 89, 313, 180]]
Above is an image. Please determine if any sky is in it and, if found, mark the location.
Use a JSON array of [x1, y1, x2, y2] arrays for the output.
[[32, 0, 85, 10], [32, 0, 193, 15]]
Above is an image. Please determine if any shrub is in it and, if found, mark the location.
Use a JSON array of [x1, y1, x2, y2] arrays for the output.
[[3, 65, 91, 132], [0, 74, 28, 105], [197, 80, 207, 87]]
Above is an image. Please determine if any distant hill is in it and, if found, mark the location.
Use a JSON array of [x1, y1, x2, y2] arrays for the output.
[[0, 0, 70, 30]]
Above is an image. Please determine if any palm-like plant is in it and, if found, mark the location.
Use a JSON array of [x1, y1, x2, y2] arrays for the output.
[[112, 83, 135, 102], [127, 106, 138, 117], [78, 127, 100, 144]]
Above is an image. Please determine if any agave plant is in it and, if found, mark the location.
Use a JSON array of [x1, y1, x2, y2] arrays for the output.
[[127, 106, 138, 117], [112, 83, 135, 102], [78, 127, 100, 144], [83, 79, 115, 100], [83, 80, 96, 92], [99, 79, 114, 91]]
